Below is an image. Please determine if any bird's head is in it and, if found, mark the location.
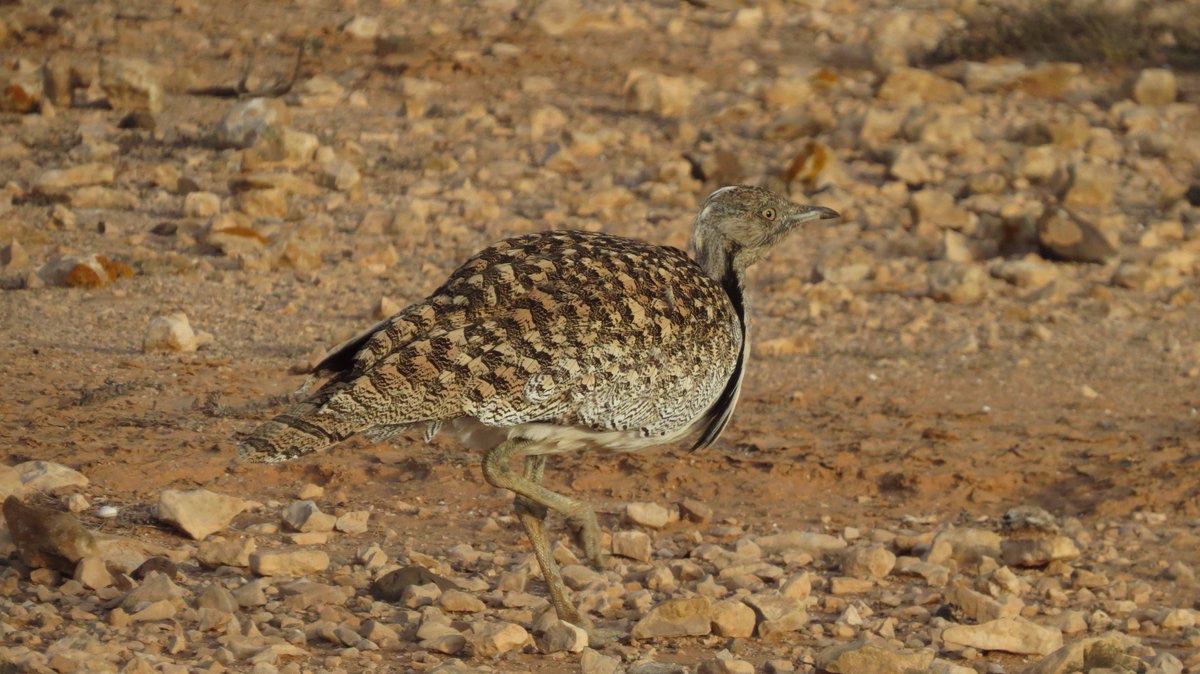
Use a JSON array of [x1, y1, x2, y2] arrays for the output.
[[691, 185, 839, 280]]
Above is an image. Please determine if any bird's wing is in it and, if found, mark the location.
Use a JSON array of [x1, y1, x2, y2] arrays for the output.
[[310, 230, 742, 440]]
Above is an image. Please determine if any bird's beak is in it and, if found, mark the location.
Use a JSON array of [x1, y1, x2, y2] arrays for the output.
[[786, 204, 841, 228]]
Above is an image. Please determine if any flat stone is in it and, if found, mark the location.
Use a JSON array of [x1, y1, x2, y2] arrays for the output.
[[130, 598, 176, 622], [33, 163, 115, 195], [249, 549, 330, 577], [370, 565, 455, 601], [16, 461, 90, 492], [698, 651, 755, 674], [1131, 68, 1177, 105], [840, 545, 896, 579], [99, 57, 162, 113], [437, 589, 485, 613], [144, 313, 212, 353], [120, 571, 185, 611], [878, 67, 964, 104], [816, 640, 935, 674], [743, 593, 807, 639], [755, 530, 847, 558], [471, 621, 529, 656], [334, 510, 369, 534], [214, 97, 290, 148], [197, 536, 256, 568], [623, 69, 703, 118], [196, 583, 239, 613], [992, 258, 1059, 289], [537, 619, 588, 654], [612, 530, 653, 561], [679, 498, 713, 523], [420, 633, 467, 655], [927, 262, 987, 304], [632, 597, 712, 639], [581, 648, 624, 674], [626, 502, 672, 529], [156, 488, 246, 540], [830, 576, 874, 594], [4, 496, 98, 573], [942, 617, 1063, 656], [74, 555, 113, 590], [710, 599, 756, 638], [402, 582, 442, 608], [1038, 209, 1115, 263], [233, 579, 269, 607], [1001, 536, 1080, 567], [282, 500, 336, 533], [949, 585, 1023, 622]]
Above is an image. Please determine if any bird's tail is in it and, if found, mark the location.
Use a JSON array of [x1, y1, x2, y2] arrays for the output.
[[237, 381, 358, 463]]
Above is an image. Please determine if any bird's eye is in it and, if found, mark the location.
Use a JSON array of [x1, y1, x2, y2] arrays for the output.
[[761, 208, 777, 221]]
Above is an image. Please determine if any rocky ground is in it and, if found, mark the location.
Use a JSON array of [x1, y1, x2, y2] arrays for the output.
[[2, 0, 1200, 672]]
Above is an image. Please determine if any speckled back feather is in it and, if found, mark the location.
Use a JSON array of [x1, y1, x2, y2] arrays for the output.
[[239, 230, 744, 462]]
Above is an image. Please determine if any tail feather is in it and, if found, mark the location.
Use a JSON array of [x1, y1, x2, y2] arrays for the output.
[[238, 381, 357, 463]]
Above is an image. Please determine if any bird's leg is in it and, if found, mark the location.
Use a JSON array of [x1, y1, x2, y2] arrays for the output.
[[519, 454, 604, 572], [483, 440, 594, 627]]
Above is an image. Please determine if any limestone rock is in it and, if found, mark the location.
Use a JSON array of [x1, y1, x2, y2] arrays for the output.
[[33, 163, 114, 195], [911, 189, 973, 231], [438, 589, 485, 613], [624, 69, 703, 118], [612, 530, 653, 561], [119, 571, 185, 611], [711, 599, 756, 638], [98, 57, 162, 114], [249, 549, 330, 576], [537, 619, 588, 654], [841, 545, 896, 579], [1131, 68, 1177, 105], [15, 460, 89, 492], [580, 648, 624, 674], [4, 496, 97, 573], [1037, 209, 1115, 263], [878, 68, 964, 104], [698, 651, 755, 674], [755, 530, 846, 558], [183, 191, 221, 218], [928, 262, 987, 303], [156, 488, 246, 540], [942, 617, 1062, 655], [282, 500, 336, 533], [992, 257, 1059, 289], [626, 502, 672, 529], [334, 510, 369, 534], [949, 585, 1023, 622], [1000, 536, 1080, 567], [743, 593, 808, 639], [370, 565, 455, 601], [1063, 160, 1118, 210], [214, 97, 290, 148], [471, 621, 530, 656], [144, 313, 212, 353], [816, 640, 935, 674], [631, 597, 712, 639], [74, 555, 114, 590], [197, 536, 256, 568]]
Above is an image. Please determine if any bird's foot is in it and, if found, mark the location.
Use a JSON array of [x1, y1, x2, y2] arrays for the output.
[[567, 516, 605, 571]]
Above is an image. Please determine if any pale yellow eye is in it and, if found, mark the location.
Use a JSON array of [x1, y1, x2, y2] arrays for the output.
[[761, 207, 777, 221]]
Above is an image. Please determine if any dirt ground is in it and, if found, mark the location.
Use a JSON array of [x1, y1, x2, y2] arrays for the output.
[[2, 0, 1200, 672]]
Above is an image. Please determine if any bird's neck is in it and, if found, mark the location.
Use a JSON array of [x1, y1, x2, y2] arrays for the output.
[[697, 243, 748, 324]]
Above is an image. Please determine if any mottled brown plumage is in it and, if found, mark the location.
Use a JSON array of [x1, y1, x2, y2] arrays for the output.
[[239, 185, 839, 632]]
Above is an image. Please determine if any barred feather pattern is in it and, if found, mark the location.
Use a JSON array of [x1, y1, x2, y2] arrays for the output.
[[239, 229, 744, 462]]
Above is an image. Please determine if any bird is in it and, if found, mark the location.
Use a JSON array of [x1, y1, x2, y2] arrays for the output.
[[238, 185, 839, 631]]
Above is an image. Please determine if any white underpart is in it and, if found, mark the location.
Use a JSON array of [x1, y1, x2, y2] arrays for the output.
[[441, 411, 712, 456]]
